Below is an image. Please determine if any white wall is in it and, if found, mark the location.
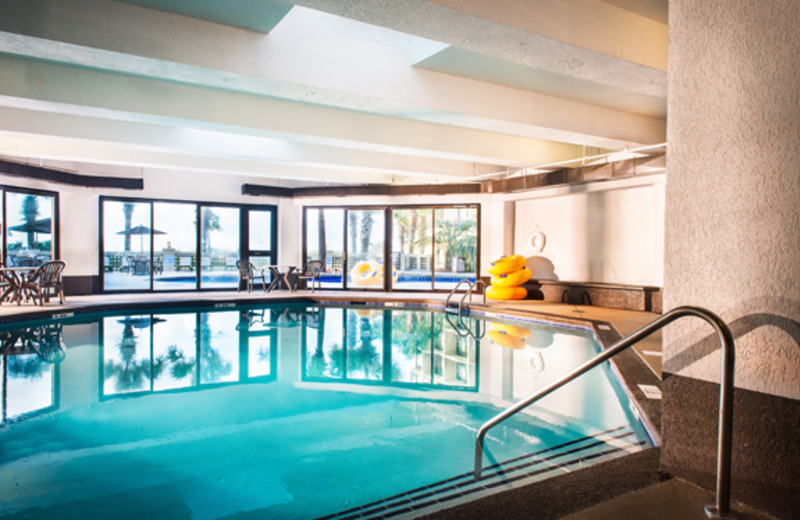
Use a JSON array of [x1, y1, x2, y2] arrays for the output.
[[2, 169, 281, 277], [512, 176, 665, 287], [2, 169, 666, 290]]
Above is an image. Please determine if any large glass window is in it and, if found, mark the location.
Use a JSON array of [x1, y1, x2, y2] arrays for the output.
[[392, 208, 433, 290], [101, 198, 275, 292], [102, 200, 153, 291], [346, 209, 385, 289], [433, 207, 478, 290], [3, 190, 57, 268], [153, 202, 197, 291], [304, 208, 345, 289], [199, 206, 240, 290], [303, 204, 478, 292], [247, 209, 277, 278]]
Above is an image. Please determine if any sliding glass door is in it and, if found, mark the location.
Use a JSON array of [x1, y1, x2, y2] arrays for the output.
[[3, 190, 57, 268], [433, 207, 478, 290], [304, 208, 345, 289], [199, 205, 240, 290], [153, 202, 196, 291], [102, 198, 275, 292], [102, 200, 153, 291], [303, 204, 479, 292], [391, 208, 433, 290], [345, 209, 385, 289]]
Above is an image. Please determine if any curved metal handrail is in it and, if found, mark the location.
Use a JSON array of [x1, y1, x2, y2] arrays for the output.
[[460, 279, 486, 314], [474, 306, 738, 520], [445, 279, 473, 311]]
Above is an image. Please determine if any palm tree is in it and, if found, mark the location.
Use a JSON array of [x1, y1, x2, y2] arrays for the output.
[[435, 217, 476, 271], [122, 202, 134, 252], [21, 195, 40, 249], [201, 209, 221, 255], [360, 212, 374, 256], [348, 211, 359, 262]]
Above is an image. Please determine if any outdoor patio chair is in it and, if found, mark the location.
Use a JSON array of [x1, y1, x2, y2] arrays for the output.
[[236, 260, 266, 292], [296, 260, 324, 292], [21, 260, 66, 305]]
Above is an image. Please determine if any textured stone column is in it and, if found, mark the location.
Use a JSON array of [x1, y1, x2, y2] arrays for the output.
[[664, 1, 800, 517]]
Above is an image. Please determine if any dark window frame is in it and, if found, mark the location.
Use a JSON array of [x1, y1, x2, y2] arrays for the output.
[[100, 196, 277, 293], [301, 203, 480, 292]]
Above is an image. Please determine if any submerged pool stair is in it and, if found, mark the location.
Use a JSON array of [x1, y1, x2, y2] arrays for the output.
[[319, 425, 648, 520]]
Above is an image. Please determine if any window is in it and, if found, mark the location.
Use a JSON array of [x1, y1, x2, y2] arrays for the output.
[[303, 204, 479, 291], [101, 197, 275, 292], [1, 188, 58, 268]]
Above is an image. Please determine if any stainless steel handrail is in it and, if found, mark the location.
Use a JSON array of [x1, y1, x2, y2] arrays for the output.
[[460, 279, 486, 313], [474, 306, 738, 520], [445, 279, 473, 312]]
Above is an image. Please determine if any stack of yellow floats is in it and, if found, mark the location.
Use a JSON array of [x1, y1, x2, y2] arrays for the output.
[[486, 254, 530, 300]]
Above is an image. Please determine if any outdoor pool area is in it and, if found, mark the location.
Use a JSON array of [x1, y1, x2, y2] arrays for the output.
[[0, 302, 653, 519]]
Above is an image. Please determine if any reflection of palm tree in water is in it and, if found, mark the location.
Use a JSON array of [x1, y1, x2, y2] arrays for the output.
[[348, 310, 381, 378], [198, 313, 232, 383], [7, 355, 47, 379], [307, 308, 328, 377], [104, 323, 165, 392]]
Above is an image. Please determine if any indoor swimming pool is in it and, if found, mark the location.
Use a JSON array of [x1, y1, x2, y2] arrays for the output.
[[0, 302, 653, 519]]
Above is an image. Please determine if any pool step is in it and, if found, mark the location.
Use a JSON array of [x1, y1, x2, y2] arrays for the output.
[[319, 425, 647, 520]]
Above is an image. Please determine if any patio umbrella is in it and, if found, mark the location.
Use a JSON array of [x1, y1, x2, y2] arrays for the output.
[[9, 218, 53, 255], [9, 217, 52, 234], [116, 225, 166, 253]]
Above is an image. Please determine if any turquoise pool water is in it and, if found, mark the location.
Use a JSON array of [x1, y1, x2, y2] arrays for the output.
[[0, 303, 651, 519]]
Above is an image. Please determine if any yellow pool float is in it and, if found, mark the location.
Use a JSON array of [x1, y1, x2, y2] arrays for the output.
[[488, 254, 527, 276], [486, 285, 527, 300], [350, 261, 380, 286], [491, 322, 532, 339], [491, 268, 532, 287], [350, 261, 399, 286], [487, 329, 526, 349]]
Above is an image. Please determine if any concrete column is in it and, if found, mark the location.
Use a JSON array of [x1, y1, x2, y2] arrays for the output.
[[664, 1, 800, 517]]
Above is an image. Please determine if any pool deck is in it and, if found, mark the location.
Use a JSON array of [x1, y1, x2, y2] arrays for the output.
[[0, 290, 776, 520]]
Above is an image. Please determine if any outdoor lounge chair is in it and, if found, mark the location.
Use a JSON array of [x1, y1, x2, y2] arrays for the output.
[[296, 260, 324, 292], [236, 260, 266, 292], [21, 260, 66, 305]]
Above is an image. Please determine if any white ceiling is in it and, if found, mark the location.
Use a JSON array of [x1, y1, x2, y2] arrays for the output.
[[0, 0, 667, 187]]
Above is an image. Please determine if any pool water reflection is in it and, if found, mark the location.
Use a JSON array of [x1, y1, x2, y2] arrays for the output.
[[0, 303, 651, 519]]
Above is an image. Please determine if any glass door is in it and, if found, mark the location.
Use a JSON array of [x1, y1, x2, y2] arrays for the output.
[[102, 200, 153, 291], [345, 209, 385, 289], [305, 208, 345, 289], [198, 205, 240, 289], [433, 207, 478, 290], [247, 208, 277, 284], [153, 202, 197, 291], [391, 208, 433, 290]]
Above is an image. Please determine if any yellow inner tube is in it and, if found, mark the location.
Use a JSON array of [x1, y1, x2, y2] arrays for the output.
[[351, 261, 380, 286], [486, 285, 527, 300], [488, 254, 527, 276], [491, 268, 532, 287]]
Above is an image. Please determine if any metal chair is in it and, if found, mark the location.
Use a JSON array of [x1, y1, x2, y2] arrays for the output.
[[21, 260, 66, 305], [236, 260, 265, 292], [297, 260, 324, 292]]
